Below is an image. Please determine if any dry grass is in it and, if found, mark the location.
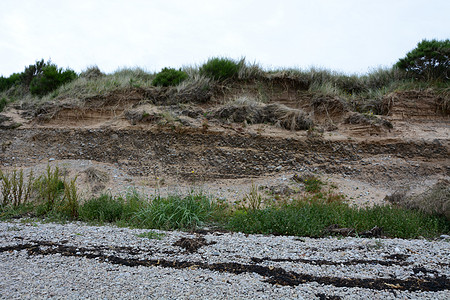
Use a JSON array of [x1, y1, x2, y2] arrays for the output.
[[212, 96, 313, 130], [386, 180, 450, 219]]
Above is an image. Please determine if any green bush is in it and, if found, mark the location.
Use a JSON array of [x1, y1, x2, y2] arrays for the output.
[[30, 64, 77, 96], [152, 68, 188, 87], [200, 57, 240, 81], [20, 59, 48, 87], [396, 39, 450, 81], [0, 73, 21, 92]]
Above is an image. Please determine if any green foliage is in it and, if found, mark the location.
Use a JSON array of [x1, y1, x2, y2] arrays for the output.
[[79, 194, 126, 223], [133, 193, 214, 230], [0, 98, 7, 112], [20, 59, 48, 87], [0, 73, 21, 92], [0, 169, 34, 208], [152, 68, 188, 87], [30, 64, 77, 96], [227, 196, 449, 238], [200, 57, 240, 81], [35, 165, 65, 214], [304, 176, 324, 193], [61, 179, 79, 219], [79, 190, 147, 224], [396, 39, 450, 81]]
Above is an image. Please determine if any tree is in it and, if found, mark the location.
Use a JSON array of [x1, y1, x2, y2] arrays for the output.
[[395, 39, 450, 81], [30, 64, 77, 96]]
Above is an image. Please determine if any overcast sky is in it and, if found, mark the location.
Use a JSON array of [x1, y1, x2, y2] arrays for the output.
[[1, 0, 449, 77]]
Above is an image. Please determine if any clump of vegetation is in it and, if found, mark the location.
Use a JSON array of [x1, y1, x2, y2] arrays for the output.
[[133, 193, 215, 230], [29, 63, 77, 96], [304, 176, 324, 193], [0, 59, 77, 99], [0, 97, 7, 112], [0, 169, 34, 208], [227, 193, 449, 238], [214, 97, 313, 130], [0, 166, 81, 220], [80, 66, 105, 79], [396, 39, 450, 81], [1, 166, 448, 238], [79, 190, 146, 224], [200, 57, 240, 81], [0, 73, 21, 93], [152, 67, 188, 87], [386, 180, 450, 220]]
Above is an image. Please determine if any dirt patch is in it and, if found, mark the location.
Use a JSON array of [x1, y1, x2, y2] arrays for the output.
[[382, 90, 450, 120]]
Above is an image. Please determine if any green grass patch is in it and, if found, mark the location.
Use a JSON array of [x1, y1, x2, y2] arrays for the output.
[[227, 196, 449, 238], [132, 193, 216, 230]]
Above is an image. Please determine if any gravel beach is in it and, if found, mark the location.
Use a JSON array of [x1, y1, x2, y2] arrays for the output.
[[0, 220, 449, 299]]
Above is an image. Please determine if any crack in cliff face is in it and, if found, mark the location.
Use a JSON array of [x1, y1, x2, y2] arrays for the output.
[[1, 241, 448, 292]]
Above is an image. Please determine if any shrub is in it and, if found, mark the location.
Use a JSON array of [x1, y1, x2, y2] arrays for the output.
[[0, 73, 21, 92], [395, 39, 450, 81], [200, 57, 240, 81], [30, 64, 77, 96], [152, 68, 188, 87], [20, 59, 48, 87]]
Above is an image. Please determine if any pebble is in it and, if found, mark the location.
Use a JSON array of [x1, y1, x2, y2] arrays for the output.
[[0, 221, 449, 299]]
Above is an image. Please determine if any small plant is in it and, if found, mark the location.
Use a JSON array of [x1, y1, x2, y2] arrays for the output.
[[152, 68, 188, 87], [61, 178, 79, 219], [136, 231, 165, 240], [244, 181, 263, 210], [304, 176, 324, 193], [35, 165, 65, 214], [200, 57, 239, 81], [0, 169, 34, 208]]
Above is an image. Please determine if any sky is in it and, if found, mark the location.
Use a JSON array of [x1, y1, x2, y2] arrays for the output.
[[1, 0, 449, 77]]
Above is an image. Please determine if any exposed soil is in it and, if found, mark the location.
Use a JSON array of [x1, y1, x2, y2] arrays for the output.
[[0, 84, 449, 207]]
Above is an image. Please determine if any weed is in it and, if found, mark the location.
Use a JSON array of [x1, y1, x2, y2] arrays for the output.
[[0, 169, 34, 208], [304, 176, 324, 193], [243, 181, 263, 210], [34, 165, 65, 214], [136, 231, 165, 240], [61, 178, 79, 219]]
